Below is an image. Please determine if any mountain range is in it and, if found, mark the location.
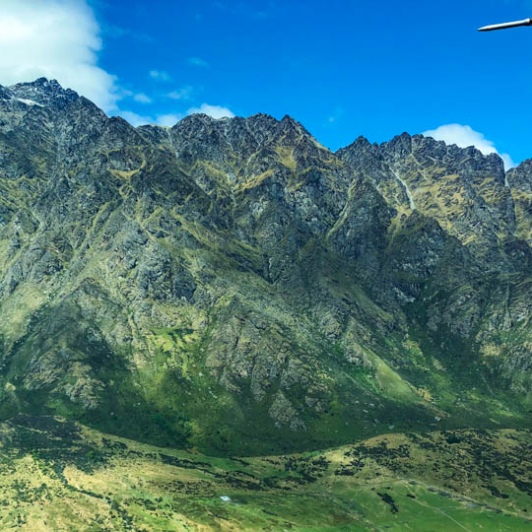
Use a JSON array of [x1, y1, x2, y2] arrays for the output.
[[0, 78, 531, 457]]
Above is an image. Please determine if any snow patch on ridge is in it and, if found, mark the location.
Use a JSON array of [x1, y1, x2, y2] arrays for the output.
[[16, 98, 44, 107]]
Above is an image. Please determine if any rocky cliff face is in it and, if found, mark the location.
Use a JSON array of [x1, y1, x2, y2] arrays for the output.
[[0, 79, 530, 455]]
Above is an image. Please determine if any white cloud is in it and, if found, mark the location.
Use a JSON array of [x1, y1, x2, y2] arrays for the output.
[[167, 86, 193, 100], [119, 110, 152, 127], [156, 113, 182, 127], [187, 103, 235, 119], [134, 92, 152, 104], [422, 124, 515, 169], [186, 57, 210, 68], [149, 70, 171, 82], [0, 0, 119, 112], [119, 110, 183, 128]]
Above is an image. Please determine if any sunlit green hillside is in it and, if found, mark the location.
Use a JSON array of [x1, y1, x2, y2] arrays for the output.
[[1, 416, 532, 530]]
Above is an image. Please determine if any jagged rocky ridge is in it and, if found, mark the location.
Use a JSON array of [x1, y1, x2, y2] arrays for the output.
[[0, 78, 531, 455]]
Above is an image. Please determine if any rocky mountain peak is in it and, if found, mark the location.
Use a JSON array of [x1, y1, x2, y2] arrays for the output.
[[379, 131, 413, 160], [279, 114, 305, 132], [0, 86, 13, 101], [238, 113, 311, 146], [176, 112, 217, 127], [507, 159, 532, 191], [1, 78, 532, 458], [336, 136, 378, 162], [165, 111, 325, 174], [8, 77, 80, 108], [379, 131, 506, 181]]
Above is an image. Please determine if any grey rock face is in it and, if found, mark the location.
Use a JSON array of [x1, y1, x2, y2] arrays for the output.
[[0, 78, 531, 454]]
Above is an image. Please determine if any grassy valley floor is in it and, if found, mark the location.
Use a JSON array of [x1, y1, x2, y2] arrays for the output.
[[1, 416, 532, 530]]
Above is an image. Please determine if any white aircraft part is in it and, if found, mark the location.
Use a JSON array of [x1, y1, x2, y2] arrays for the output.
[[479, 18, 532, 32]]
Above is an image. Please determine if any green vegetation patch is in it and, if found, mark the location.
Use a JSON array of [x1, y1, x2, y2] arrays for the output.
[[2, 418, 532, 530]]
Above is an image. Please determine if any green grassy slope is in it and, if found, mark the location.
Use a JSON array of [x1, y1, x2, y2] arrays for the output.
[[2, 416, 532, 531]]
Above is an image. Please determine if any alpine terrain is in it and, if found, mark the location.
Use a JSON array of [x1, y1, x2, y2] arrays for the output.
[[1, 79, 532, 530]]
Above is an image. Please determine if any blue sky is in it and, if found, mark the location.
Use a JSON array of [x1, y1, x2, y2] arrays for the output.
[[1, 1, 532, 167]]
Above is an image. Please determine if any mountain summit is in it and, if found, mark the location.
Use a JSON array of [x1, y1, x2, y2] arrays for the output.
[[0, 79, 530, 455]]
